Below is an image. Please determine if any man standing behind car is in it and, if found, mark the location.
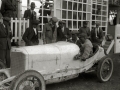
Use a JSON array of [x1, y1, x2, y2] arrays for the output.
[[79, 21, 91, 39], [57, 20, 71, 41], [22, 20, 39, 46], [91, 22, 104, 45], [23, 2, 37, 26], [0, 13, 12, 68], [43, 17, 58, 44]]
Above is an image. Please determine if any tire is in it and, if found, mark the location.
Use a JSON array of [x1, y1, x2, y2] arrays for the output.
[[0, 59, 7, 83], [0, 59, 6, 69], [97, 57, 113, 82], [9, 70, 46, 90]]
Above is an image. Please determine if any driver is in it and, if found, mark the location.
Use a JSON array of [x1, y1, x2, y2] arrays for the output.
[[75, 33, 93, 61]]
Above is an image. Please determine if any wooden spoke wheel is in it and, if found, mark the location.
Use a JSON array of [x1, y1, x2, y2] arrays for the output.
[[0, 59, 7, 82], [9, 70, 46, 90], [97, 57, 113, 82]]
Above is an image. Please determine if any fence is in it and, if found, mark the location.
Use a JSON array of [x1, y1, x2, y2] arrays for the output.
[[10, 18, 29, 46]]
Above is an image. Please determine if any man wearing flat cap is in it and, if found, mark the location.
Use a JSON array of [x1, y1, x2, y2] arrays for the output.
[[75, 33, 93, 61], [43, 17, 58, 44], [0, 13, 12, 68], [78, 21, 91, 39], [91, 22, 104, 45], [22, 20, 39, 46], [23, 2, 37, 26], [57, 20, 71, 41]]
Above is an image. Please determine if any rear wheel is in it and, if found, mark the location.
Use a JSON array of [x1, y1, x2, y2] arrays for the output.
[[97, 57, 113, 82], [9, 70, 45, 90], [0, 59, 6, 69], [0, 59, 7, 81]]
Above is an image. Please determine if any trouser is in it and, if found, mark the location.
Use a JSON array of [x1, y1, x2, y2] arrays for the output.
[[45, 37, 52, 44], [0, 49, 11, 68]]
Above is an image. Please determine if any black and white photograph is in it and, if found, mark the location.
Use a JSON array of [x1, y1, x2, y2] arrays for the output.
[[0, 0, 119, 90]]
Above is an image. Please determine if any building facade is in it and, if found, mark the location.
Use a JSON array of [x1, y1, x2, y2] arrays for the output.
[[20, 0, 108, 35]]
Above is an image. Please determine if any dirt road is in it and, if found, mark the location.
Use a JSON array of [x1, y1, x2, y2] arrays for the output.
[[46, 54, 120, 90]]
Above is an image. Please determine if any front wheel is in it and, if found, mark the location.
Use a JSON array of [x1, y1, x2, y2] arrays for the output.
[[9, 70, 46, 90], [97, 57, 113, 82]]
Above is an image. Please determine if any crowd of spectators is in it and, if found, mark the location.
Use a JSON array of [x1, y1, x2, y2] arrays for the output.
[[0, 0, 104, 67]]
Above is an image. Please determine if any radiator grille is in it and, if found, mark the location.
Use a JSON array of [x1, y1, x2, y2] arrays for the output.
[[10, 52, 26, 76]]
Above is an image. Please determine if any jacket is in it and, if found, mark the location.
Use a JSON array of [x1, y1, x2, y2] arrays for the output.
[[57, 27, 71, 41], [0, 23, 12, 50], [91, 27, 104, 44], [43, 23, 57, 44], [1, 0, 17, 18], [22, 27, 39, 46]]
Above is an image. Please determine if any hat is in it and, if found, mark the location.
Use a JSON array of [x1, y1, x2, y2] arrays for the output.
[[3, 17, 11, 21], [83, 21, 88, 25], [31, 2, 35, 6], [59, 20, 66, 24], [95, 22, 101, 25], [51, 17, 58, 23], [78, 33, 87, 38], [32, 20, 39, 25], [71, 30, 79, 34]]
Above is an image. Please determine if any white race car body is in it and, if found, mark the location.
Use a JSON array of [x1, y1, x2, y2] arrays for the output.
[[10, 41, 105, 84]]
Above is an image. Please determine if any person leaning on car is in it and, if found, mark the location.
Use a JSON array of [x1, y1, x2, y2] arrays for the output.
[[43, 17, 58, 44], [22, 20, 39, 46], [0, 13, 12, 68], [91, 22, 104, 45], [75, 33, 93, 61], [57, 20, 71, 41]]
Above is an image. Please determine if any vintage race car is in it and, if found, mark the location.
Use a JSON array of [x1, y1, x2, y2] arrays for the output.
[[0, 41, 113, 90]]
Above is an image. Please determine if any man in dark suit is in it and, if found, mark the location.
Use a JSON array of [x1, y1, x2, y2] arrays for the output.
[[22, 20, 39, 46], [23, 2, 37, 26], [1, 0, 17, 19], [91, 22, 104, 45], [0, 13, 12, 68], [79, 21, 91, 39], [57, 20, 71, 41], [1, 0, 17, 45]]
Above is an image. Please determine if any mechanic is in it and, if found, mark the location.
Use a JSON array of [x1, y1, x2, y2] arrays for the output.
[[43, 17, 58, 44], [78, 21, 91, 39], [22, 20, 39, 46], [75, 33, 93, 61], [57, 20, 71, 41], [0, 13, 12, 68], [91, 22, 104, 46]]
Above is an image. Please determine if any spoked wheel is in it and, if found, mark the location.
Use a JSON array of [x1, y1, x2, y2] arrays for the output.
[[9, 70, 46, 90], [0, 59, 7, 81], [97, 57, 113, 82], [0, 59, 6, 69]]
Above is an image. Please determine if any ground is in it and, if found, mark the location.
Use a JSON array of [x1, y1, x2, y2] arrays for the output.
[[46, 54, 120, 90]]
